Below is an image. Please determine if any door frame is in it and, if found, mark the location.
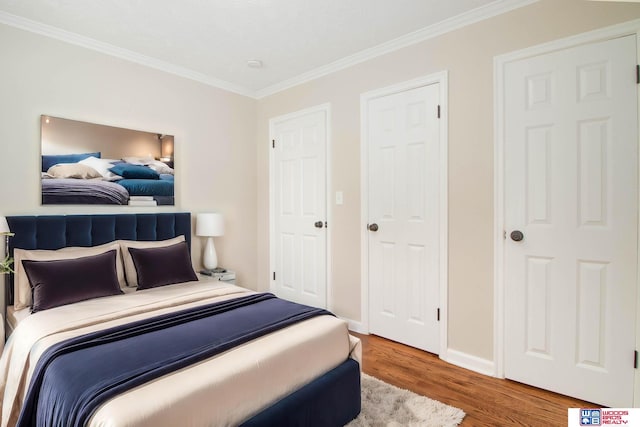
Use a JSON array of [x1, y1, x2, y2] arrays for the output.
[[493, 19, 640, 401], [268, 103, 332, 309], [360, 71, 449, 357]]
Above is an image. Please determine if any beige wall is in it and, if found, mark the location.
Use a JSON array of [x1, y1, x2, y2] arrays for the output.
[[0, 23, 258, 288], [256, 0, 640, 361]]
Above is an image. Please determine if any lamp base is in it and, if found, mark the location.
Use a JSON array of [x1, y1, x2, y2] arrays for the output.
[[203, 237, 218, 270]]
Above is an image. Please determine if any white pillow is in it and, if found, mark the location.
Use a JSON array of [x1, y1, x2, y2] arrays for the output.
[[46, 163, 103, 179], [13, 241, 125, 310], [123, 156, 155, 165], [122, 156, 174, 174], [146, 160, 174, 175], [119, 236, 186, 287], [78, 156, 121, 181]]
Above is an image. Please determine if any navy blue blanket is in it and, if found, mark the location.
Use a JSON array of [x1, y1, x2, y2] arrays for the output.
[[17, 293, 330, 427]]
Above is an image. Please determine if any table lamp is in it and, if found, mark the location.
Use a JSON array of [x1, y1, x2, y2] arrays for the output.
[[196, 213, 225, 271]]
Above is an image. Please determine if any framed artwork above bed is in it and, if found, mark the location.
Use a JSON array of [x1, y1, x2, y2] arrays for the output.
[[40, 115, 175, 206]]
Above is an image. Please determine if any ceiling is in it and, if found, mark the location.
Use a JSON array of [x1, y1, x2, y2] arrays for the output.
[[0, 0, 535, 97]]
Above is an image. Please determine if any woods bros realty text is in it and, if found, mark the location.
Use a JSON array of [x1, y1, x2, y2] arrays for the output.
[[568, 409, 640, 426]]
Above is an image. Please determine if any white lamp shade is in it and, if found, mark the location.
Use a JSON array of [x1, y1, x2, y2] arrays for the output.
[[0, 217, 9, 234], [196, 213, 224, 237]]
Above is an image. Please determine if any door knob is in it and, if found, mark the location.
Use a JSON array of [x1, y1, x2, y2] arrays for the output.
[[368, 223, 379, 232], [510, 230, 524, 242], [314, 221, 324, 229]]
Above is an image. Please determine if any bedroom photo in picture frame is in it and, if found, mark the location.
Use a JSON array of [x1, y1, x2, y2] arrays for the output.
[[40, 115, 175, 206]]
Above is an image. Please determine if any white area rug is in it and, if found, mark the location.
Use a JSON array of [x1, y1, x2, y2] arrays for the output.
[[348, 374, 466, 427]]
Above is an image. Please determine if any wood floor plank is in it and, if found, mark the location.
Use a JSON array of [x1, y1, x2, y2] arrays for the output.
[[354, 333, 596, 426]]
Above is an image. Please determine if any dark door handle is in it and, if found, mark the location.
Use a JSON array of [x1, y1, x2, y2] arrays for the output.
[[368, 223, 379, 232], [510, 230, 524, 242], [314, 221, 324, 229]]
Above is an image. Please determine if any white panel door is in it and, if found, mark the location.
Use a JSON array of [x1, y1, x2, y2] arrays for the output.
[[504, 35, 638, 407], [272, 108, 327, 308], [367, 83, 440, 353]]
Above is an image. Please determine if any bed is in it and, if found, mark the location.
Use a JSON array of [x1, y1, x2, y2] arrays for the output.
[[41, 154, 175, 206], [0, 213, 361, 427]]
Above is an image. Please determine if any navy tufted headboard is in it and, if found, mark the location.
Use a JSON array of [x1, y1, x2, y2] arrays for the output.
[[4, 213, 191, 305]]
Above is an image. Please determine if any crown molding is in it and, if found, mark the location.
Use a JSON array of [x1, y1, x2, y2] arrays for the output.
[[0, 10, 255, 98], [254, 0, 539, 98], [0, 0, 538, 100]]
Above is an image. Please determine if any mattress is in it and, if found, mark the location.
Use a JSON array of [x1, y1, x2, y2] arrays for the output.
[[0, 280, 361, 426]]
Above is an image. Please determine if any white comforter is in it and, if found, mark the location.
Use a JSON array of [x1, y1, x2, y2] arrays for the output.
[[0, 280, 361, 427]]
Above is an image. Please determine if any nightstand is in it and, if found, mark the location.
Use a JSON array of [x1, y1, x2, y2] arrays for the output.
[[199, 270, 236, 284]]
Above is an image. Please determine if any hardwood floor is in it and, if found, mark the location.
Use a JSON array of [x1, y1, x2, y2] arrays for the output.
[[354, 333, 596, 426]]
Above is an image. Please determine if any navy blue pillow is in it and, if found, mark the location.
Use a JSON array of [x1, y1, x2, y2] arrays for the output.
[[22, 250, 123, 313], [41, 152, 101, 172], [129, 242, 198, 290], [109, 164, 160, 180]]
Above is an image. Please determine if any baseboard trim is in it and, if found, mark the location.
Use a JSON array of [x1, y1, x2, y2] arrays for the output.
[[340, 322, 496, 377], [342, 317, 367, 334], [442, 348, 496, 377]]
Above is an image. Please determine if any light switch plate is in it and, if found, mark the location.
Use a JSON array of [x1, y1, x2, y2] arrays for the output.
[[335, 191, 343, 205]]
